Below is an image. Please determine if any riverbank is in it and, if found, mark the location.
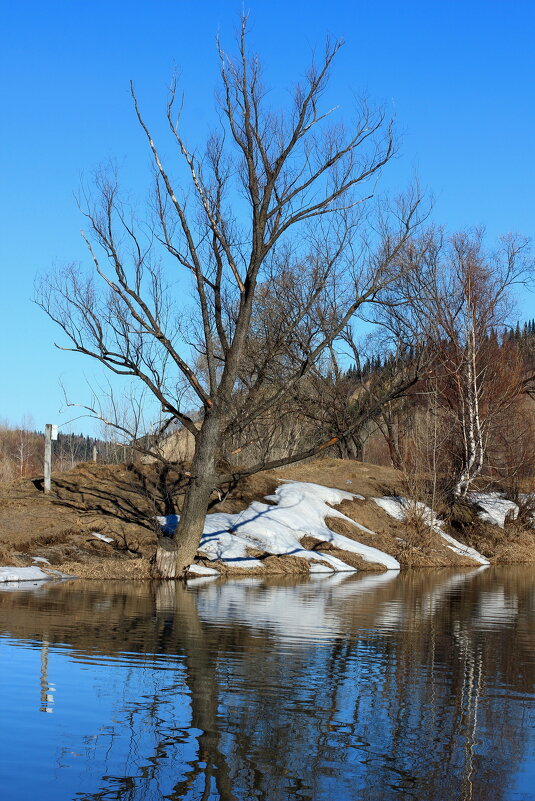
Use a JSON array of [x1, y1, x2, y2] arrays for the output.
[[1, 459, 534, 580]]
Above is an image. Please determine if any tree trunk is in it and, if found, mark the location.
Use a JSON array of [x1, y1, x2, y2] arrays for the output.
[[153, 411, 221, 579], [453, 327, 484, 498], [153, 535, 179, 579], [338, 433, 363, 461], [385, 434, 403, 471], [383, 415, 404, 470]]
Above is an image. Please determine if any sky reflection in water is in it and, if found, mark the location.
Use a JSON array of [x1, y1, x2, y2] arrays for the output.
[[0, 567, 534, 801]]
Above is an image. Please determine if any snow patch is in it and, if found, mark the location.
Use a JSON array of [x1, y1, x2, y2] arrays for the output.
[[0, 566, 53, 583], [438, 530, 490, 565], [0, 566, 76, 584], [374, 496, 406, 522], [160, 481, 400, 574], [91, 532, 114, 543], [373, 496, 490, 566], [187, 563, 220, 577], [469, 493, 519, 528], [377, 491, 521, 530]]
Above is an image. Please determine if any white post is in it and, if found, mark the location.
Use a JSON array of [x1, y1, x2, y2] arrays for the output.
[[92, 444, 97, 463], [44, 424, 52, 494]]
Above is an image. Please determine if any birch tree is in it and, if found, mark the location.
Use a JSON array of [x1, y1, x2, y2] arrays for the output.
[[374, 228, 532, 498]]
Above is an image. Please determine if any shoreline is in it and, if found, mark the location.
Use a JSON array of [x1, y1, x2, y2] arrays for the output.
[[1, 458, 534, 582]]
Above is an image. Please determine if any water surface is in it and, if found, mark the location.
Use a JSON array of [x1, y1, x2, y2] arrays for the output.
[[0, 567, 534, 800]]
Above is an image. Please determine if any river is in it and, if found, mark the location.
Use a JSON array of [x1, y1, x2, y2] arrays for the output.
[[0, 567, 534, 800]]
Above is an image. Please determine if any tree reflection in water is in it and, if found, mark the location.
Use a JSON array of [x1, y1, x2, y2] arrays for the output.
[[0, 567, 534, 801]]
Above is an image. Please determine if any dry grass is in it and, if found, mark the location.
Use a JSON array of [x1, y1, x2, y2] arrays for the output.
[[201, 552, 315, 577], [210, 473, 280, 515], [55, 558, 152, 580], [1, 456, 535, 576], [457, 511, 535, 564], [299, 532, 386, 572], [279, 457, 404, 497]]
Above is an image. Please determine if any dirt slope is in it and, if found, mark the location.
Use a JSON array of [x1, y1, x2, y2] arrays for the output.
[[0, 458, 533, 578]]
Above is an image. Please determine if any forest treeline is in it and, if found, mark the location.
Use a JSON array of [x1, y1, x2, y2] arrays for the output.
[[195, 308, 535, 503], [338, 319, 535, 498], [0, 425, 131, 482]]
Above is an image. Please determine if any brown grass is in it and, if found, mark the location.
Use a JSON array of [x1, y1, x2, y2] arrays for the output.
[[457, 514, 535, 564], [299, 532, 386, 572], [326, 503, 480, 569], [1, 457, 535, 576], [55, 559, 152, 580], [202, 552, 314, 577]]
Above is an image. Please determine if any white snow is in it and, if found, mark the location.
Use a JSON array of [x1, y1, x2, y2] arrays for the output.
[[31, 556, 51, 564], [377, 491, 521, 530], [91, 532, 114, 543], [373, 496, 407, 522], [0, 566, 53, 583], [373, 496, 490, 565], [469, 493, 519, 528], [160, 481, 400, 575], [0, 566, 76, 584], [438, 530, 490, 565], [187, 563, 220, 576]]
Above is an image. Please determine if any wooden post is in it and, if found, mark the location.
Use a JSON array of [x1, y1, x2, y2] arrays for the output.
[[44, 424, 52, 494], [92, 444, 97, 463]]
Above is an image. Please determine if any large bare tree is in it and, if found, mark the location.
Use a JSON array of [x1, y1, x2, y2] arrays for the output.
[[37, 19, 425, 577]]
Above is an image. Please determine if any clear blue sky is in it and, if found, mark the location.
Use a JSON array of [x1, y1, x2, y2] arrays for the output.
[[1, 0, 534, 434]]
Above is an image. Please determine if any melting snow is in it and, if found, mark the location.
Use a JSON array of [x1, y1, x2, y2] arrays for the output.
[[469, 493, 519, 528], [91, 532, 115, 543], [437, 531, 490, 565], [159, 481, 400, 575], [373, 496, 490, 566], [188, 563, 220, 576], [0, 566, 54, 583], [0, 566, 76, 585]]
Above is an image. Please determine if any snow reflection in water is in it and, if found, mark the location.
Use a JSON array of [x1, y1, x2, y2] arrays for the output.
[[0, 567, 534, 801]]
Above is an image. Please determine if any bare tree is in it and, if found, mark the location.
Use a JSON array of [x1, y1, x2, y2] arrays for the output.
[[282, 327, 421, 462], [36, 19, 426, 577], [11, 416, 37, 478], [373, 227, 532, 498]]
